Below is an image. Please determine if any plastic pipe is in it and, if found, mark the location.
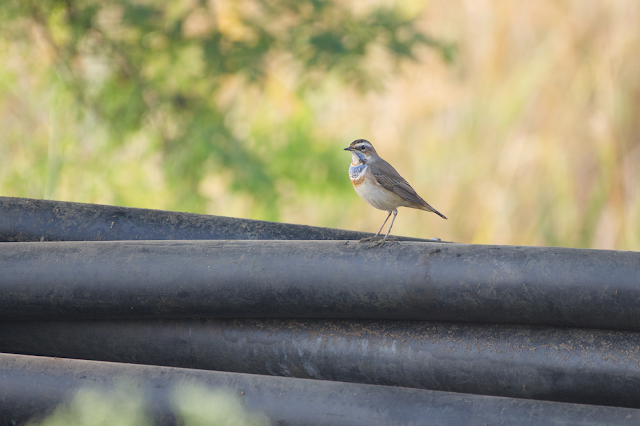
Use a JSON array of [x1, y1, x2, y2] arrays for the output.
[[0, 319, 639, 408], [0, 196, 432, 242], [1, 353, 639, 426], [0, 240, 638, 329]]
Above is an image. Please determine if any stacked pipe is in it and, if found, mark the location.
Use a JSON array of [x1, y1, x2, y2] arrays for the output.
[[1, 196, 639, 425]]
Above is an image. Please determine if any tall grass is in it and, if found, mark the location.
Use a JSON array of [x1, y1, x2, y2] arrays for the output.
[[0, 0, 638, 250]]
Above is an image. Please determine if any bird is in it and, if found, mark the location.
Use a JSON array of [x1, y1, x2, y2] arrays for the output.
[[344, 139, 446, 242]]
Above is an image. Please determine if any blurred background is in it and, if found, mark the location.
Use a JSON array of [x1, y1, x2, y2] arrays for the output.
[[0, 0, 638, 250]]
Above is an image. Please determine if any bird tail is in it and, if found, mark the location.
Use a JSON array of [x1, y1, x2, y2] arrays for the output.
[[418, 201, 447, 220]]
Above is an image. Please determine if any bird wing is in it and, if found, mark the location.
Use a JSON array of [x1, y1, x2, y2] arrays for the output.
[[370, 160, 426, 206], [370, 160, 448, 219]]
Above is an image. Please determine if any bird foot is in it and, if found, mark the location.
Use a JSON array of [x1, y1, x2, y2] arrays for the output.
[[366, 237, 398, 249], [367, 240, 385, 249], [359, 236, 382, 243]]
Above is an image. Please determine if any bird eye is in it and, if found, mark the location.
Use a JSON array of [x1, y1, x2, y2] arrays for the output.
[[359, 146, 365, 150]]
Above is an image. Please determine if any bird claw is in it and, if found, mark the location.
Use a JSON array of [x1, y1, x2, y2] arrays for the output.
[[359, 236, 381, 243], [366, 237, 398, 249]]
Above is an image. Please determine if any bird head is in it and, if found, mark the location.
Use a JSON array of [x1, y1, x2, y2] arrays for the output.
[[344, 139, 378, 164]]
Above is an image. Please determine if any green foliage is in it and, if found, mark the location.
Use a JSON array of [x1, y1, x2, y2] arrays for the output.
[[0, 0, 451, 217], [25, 384, 270, 426], [173, 384, 270, 426], [25, 386, 151, 426]]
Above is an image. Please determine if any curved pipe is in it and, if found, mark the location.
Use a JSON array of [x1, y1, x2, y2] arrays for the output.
[[0, 196, 431, 242]]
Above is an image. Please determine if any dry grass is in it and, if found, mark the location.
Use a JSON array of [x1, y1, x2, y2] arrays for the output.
[[277, 0, 640, 250]]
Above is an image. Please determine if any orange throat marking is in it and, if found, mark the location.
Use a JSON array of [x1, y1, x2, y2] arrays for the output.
[[351, 174, 366, 186]]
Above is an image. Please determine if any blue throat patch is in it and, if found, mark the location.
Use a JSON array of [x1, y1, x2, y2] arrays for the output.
[[349, 164, 367, 179]]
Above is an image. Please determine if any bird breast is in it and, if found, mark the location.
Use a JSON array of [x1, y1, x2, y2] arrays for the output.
[[349, 163, 407, 211], [349, 163, 367, 185]]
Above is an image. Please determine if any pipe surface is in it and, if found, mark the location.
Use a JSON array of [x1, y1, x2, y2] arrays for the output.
[[1, 319, 639, 408], [0, 240, 638, 329], [0, 196, 431, 242], [0, 353, 638, 426]]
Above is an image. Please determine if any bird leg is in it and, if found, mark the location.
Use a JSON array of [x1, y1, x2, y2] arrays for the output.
[[381, 210, 398, 242], [359, 211, 392, 243], [367, 210, 398, 248]]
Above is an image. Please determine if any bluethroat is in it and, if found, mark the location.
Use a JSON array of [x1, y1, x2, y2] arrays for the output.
[[344, 139, 446, 242]]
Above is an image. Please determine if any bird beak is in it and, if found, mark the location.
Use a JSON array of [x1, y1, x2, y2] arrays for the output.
[[344, 147, 353, 151]]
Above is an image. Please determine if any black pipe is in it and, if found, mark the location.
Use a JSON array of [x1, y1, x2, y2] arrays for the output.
[[1, 353, 639, 426], [0, 240, 638, 329], [1, 319, 639, 408], [0, 196, 432, 242]]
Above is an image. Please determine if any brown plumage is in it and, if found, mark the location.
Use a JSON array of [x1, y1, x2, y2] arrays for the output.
[[345, 139, 446, 241], [370, 161, 447, 219]]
